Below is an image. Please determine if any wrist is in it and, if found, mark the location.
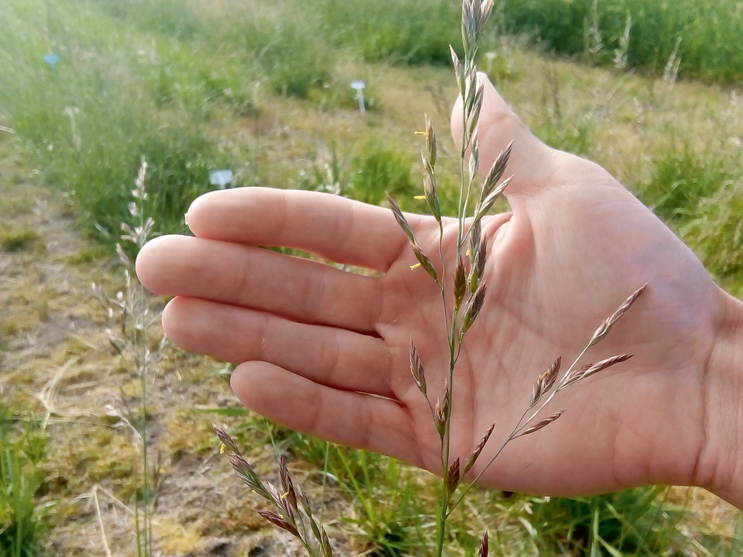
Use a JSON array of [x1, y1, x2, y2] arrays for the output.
[[700, 288, 743, 508]]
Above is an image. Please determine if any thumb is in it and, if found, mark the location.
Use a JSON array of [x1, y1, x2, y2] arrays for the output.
[[451, 73, 560, 201]]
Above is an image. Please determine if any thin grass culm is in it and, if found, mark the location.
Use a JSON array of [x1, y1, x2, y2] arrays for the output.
[[390, 1, 647, 555], [215, 1, 646, 555], [93, 158, 162, 557]]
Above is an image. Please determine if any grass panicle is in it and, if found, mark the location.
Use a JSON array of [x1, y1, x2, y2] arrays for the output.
[[385, 1, 646, 554], [92, 159, 163, 557]]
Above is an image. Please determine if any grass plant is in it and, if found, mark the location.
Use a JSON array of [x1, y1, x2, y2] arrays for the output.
[[92, 159, 163, 557], [215, 2, 647, 556], [502, 0, 743, 83], [319, 0, 461, 66], [0, 410, 48, 557]]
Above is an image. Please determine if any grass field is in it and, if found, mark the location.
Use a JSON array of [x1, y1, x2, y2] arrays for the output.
[[1, 0, 742, 555]]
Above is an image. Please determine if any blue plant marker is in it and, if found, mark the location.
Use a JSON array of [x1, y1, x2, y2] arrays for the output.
[[351, 80, 366, 115], [209, 170, 233, 189], [44, 53, 60, 67]]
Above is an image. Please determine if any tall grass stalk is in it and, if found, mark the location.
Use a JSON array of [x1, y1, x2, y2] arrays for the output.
[[388, 1, 648, 555], [215, 1, 646, 556], [93, 158, 161, 557], [0, 412, 47, 557]]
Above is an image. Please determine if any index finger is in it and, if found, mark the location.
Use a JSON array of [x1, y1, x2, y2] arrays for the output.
[[187, 188, 416, 272]]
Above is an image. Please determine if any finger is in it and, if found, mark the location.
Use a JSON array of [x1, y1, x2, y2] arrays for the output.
[[163, 297, 393, 397], [450, 73, 561, 199], [231, 361, 422, 466], [136, 235, 382, 333], [186, 187, 417, 272]]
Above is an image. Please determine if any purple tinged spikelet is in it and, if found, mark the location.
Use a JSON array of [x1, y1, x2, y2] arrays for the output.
[[409, 340, 427, 396], [530, 357, 562, 408], [477, 531, 489, 557], [482, 142, 512, 199], [213, 423, 239, 454], [279, 455, 298, 513], [228, 454, 270, 500], [463, 422, 495, 476], [521, 411, 565, 436], [446, 458, 461, 494], [412, 244, 439, 282], [454, 258, 467, 311], [257, 511, 300, 538], [590, 284, 647, 346], [461, 282, 487, 335]]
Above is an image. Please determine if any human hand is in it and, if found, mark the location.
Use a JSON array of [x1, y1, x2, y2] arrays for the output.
[[135, 75, 743, 506]]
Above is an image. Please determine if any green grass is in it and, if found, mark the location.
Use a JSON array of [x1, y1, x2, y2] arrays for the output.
[[502, 0, 743, 83], [319, 0, 462, 65], [0, 411, 48, 557], [637, 145, 743, 296], [0, 227, 40, 253]]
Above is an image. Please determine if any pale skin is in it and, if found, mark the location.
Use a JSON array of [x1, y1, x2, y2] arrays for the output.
[[136, 75, 743, 509]]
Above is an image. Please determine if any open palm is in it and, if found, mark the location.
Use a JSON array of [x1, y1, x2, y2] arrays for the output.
[[136, 75, 725, 497]]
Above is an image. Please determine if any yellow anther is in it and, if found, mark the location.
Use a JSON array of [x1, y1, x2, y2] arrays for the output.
[[410, 263, 422, 270], [414, 130, 429, 137], [414, 195, 426, 200], [220, 443, 225, 454]]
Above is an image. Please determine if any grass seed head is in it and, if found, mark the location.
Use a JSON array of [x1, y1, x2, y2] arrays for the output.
[[530, 357, 561, 408], [229, 454, 270, 500], [387, 194, 417, 245], [520, 411, 565, 437], [279, 455, 298, 513], [461, 282, 487, 335], [560, 354, 634, 390], [446, 458, 461, 494], [422, 154, 441, 223], [454, 258, 467, 311], [257, 510, 300, 538], [590, 284, 648, 346], [482, 141, 512, 200], [212, 424, 240, 455], [477, 531, 489, 557], [425, 115, 437, 166], [412, 244, 439, 282], [409, 340, 427, 396], [463, 422, 495, 476]]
